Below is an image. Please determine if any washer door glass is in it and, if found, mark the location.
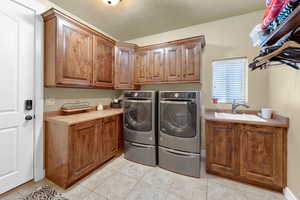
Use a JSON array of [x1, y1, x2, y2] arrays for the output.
[[160, 101, 196, 138], [124, 100, 152, 132]]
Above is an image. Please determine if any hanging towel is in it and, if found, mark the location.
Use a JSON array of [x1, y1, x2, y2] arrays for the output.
[[261, 0, 287, 29]]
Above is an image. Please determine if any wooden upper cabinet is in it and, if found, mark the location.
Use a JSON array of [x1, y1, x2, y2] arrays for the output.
[[135, 51, 149, 83], [57, 18, 93, 87], [93, 35, 114, 88], [149, 49, 165, 82], [114, 43, 136, 89], [43, 9, 205, 87], [133, 36, 205, 84], [206, 122, 239, 177], [182, 41, 201, 81], [165, 46, 182, 82], [240, 125, 284, 187], [42, 8, 116, 88], [69, 120, 98, 182]]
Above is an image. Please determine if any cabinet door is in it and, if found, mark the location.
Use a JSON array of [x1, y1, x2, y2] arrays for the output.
[[57, 18, 93, 87], [69, 120, 98, 181], [149, 48, 165, 82], [182, 42, 201, 81], [240, 125, 284, 187], [115, 46, 135, 89], [135, 51, 149, 83], [165, 46, 182, 81], [116, 114, 124, 155], [93, 36, 114, 88], [102, 116, 118, 162], [206, 122, 239, 177]]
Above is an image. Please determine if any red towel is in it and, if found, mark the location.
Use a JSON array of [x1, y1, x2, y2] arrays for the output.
[[261, 0, 291, 29]]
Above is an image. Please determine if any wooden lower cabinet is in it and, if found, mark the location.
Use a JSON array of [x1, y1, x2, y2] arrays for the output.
[[206, 122, 239, 177], [206, 121, 287, 191], [240, 125, 285, 188], [45, 114, 123, 188], [102, 116, 118, 162], [69, 120, 99, 183], [116, 114, 124, 155]]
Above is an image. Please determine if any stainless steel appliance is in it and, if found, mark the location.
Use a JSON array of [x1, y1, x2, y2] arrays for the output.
[[123, 91, 157, 166], [158, 91, 201, 177]]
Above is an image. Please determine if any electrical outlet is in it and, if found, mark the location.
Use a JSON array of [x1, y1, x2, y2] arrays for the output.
[[45, 98, 55, 106]]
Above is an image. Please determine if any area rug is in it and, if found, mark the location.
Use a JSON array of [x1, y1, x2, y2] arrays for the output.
[[22, 185, 68, 200]]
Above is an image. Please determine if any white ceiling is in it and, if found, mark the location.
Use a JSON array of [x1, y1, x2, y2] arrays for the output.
[[47, 0, 265, 41]]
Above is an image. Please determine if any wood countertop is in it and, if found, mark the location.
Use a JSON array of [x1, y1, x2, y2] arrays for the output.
[[45, 109, 123, 125], [203, 111, 289, 128]]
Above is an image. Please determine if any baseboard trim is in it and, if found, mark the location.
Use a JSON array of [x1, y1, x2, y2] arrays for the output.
[[34, 169, 45, 182], [284, 187, 298, 200]]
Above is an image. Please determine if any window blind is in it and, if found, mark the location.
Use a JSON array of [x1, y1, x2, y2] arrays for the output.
[[212, 57, 248, 104]]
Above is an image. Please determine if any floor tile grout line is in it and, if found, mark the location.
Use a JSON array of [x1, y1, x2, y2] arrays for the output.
[[120, 165, 157, 200]]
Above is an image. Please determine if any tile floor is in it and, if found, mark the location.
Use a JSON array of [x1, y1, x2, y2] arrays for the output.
[[0, 155, 287, 200]]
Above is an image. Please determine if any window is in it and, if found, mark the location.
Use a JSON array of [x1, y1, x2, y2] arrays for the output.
[[212, 57, 248, 104]]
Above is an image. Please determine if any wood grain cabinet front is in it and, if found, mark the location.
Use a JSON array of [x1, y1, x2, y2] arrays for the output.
[[102, 116, 118, 162], [206, 121, 287, 191], [206, 122, 240, 177], [93, 35, 114, 88], [165, 45, 182, 82], [43, 9, 206, 88], [239, 125, 285, 188], [182, 41, 201, 81], [114, 43, 137, 89], [69, 120, 99, 183], [149, 48, 165, 82], [56, 17, 93, 87], [45, 114, 122, 189], [134, 36, 205, 85], [42, 8, 116, 88], [135, 51, 150, 83]]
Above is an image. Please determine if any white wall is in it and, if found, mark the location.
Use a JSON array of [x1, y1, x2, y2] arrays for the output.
[[268, 67, 300, 199]]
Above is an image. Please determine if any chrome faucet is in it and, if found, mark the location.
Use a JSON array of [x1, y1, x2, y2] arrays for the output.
[[231, 101, 250, 113]]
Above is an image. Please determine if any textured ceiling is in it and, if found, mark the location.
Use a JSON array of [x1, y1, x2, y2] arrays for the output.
[[47, 0, 265, 41]]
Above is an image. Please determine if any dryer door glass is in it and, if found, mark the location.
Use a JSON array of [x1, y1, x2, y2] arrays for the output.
[[160, 100, 196, 138], [124, 100, 152, 132]]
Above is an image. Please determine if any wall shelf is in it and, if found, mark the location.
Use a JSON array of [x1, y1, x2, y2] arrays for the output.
[[261, 5, 300, 47]]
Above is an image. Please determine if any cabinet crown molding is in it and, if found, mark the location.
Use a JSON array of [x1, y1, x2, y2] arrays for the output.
[[42, 8, 116, 44]]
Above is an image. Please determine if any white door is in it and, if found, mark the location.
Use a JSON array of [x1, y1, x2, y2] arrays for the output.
[[0, 0, 35, 194]]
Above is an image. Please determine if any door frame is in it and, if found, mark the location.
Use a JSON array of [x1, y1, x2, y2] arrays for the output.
[[12, 0, 46, 181]]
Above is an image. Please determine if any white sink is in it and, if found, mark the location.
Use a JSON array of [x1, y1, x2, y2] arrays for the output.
[[214, 112, 266, 122]]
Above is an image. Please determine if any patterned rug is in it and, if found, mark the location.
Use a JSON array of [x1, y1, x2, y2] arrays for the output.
[[22, 185, 68, 200]]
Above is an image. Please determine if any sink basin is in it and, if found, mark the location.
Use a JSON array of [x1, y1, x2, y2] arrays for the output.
[[214, 112, 267, 122]]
